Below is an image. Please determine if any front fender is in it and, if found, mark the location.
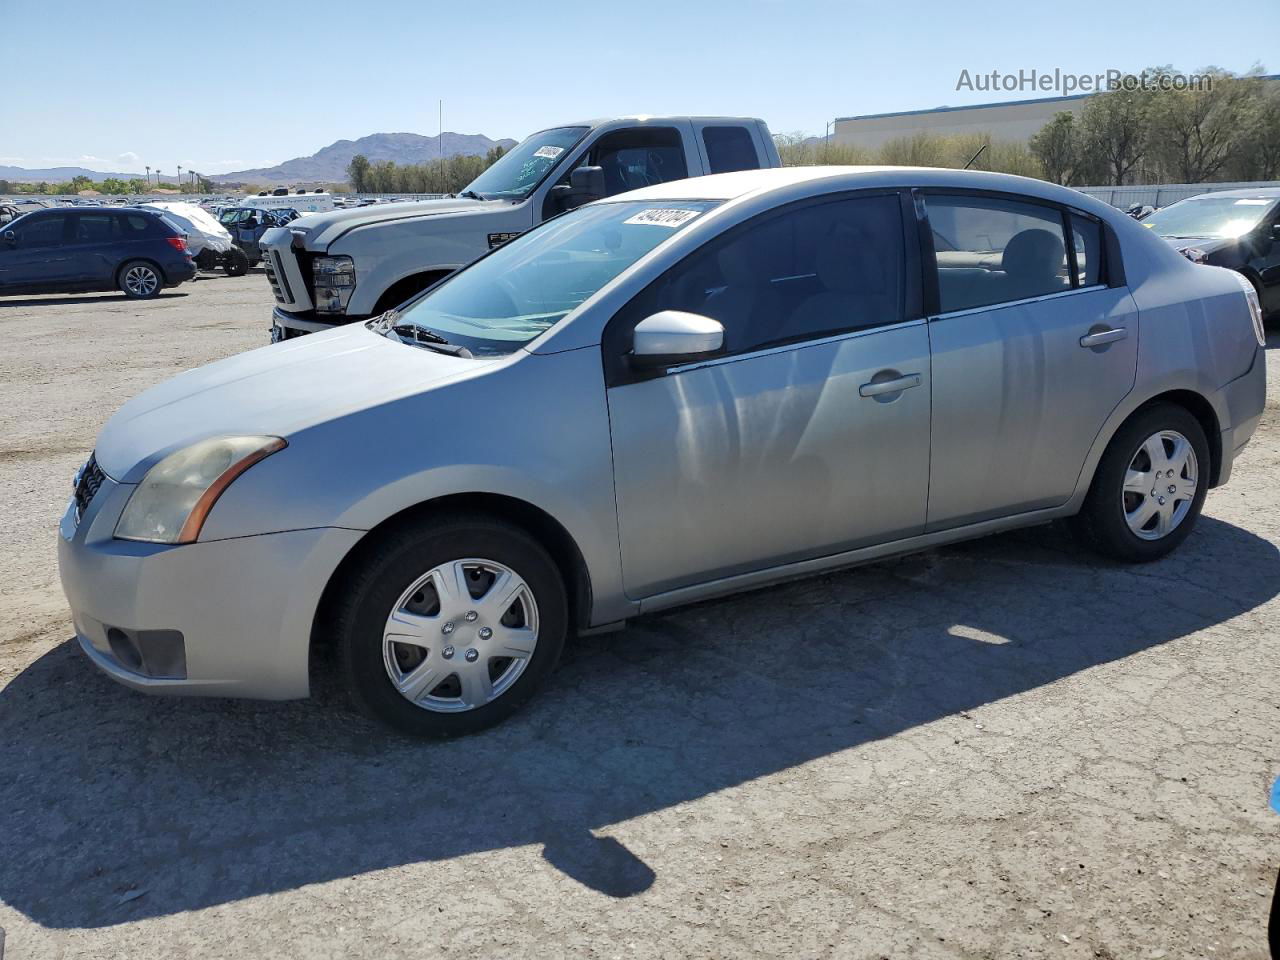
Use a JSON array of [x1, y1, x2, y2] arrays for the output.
[[198, 347, 634, 626]]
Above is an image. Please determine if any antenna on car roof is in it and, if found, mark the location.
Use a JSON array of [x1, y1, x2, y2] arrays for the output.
[[962, 143, 988, 170]]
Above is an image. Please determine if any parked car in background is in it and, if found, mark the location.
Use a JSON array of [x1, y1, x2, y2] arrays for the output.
[[262, 115, 781, 341], [216, 206, 300, 269], [1142, 187, 1280, 322], [0, 206, 195, 298], [59, 167, 1266, 738]]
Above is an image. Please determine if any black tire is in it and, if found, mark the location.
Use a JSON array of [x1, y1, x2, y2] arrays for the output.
[[117, 260, 163, 299], [1070, 403, 1210, 563], [194, 249, 218, 271], [223, 246, 250, 276], [336, 514, 568, 738]]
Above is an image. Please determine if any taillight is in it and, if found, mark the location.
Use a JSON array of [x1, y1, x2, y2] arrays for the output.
[[166, 236, 187, 252]]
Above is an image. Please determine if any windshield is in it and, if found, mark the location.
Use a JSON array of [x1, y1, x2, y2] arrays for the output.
[[387, 200, 720, 356], [1144, 196, 1277, 239], [460, 126, 588, 201]]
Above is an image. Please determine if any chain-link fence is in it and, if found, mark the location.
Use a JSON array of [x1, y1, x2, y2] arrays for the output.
[[1077, 181, 1280, 210]]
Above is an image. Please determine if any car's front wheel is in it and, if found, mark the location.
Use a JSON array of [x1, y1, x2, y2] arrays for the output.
[[118, 260, 163, 299], [337, 516, 568, 737], [1071, 403, 1209, 562]]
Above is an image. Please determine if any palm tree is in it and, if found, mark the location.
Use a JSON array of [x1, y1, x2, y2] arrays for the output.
[[145, 165, 151, 186]]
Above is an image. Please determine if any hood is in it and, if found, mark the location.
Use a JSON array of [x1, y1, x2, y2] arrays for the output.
[[1156, 233, 1234, 256], [95, 324, 500, 483], [289, 197, 505, 251]]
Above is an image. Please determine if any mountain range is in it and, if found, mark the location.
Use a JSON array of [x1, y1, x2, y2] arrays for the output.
[[210, 132, 517, 185], [1, 132, 517, 186], [0, 164, 146, 183]]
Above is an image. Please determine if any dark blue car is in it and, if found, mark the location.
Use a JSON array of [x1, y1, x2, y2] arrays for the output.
[[0, 207, 197, 299]]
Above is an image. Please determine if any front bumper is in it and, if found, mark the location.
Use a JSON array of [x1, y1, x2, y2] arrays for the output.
[[271, 306, 362, 342], [58, 472, 362, 700]]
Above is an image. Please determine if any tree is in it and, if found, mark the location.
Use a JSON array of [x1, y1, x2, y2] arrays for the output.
[[1228, 86, 1280, 181], [1029, 112, 1084, 184], [346, 154, 371, 192], [1077, 82, 1149, 185], [1146, 67, 1260, 182]]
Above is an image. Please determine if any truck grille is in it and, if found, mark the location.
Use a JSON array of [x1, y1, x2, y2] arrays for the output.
[[73, 454, 105, 522], [265, 251, 291, 304]]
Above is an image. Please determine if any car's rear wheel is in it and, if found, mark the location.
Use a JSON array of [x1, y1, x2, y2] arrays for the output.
[[118, 260, 162, 299], [337, 516, 567, 737], [223, 246, 249, 276], [1071, 403, 1209, 562]]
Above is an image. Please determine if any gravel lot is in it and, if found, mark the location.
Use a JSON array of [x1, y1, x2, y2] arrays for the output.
[[1, 273, 1277, 959]]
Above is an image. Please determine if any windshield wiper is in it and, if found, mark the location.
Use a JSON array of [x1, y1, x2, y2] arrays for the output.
[[390, 323, 474, 358], [457, 190, 485, 201]]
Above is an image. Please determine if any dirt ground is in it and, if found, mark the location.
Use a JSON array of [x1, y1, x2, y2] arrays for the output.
[[0, 273, 1277, 959]]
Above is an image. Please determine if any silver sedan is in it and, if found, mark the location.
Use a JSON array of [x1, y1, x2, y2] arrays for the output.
[[59, 167, 1268, 737]]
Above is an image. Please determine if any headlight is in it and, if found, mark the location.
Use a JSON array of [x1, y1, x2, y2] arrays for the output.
[[312, 255, 356, 313], [115, 436, 286, 544], [1180, 247, 1209, 264]]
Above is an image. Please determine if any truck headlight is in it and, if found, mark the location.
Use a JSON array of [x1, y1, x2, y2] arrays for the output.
[[312, 255, 356, 313], [1180, 247, 1209, 264], [115, 436, 286, 544]]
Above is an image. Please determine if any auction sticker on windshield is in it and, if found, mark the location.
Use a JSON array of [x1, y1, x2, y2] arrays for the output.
[[624, 208, 704, 228], [533, 145, 564, 159]]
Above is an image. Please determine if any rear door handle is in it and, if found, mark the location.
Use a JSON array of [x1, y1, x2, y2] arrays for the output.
[[1079, 327, 1127, 348], [859, 373, 922, 397]]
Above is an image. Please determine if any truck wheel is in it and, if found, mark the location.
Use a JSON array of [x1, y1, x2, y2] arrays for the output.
[[194, 249, 218, 271], [223, 246, 250, 277], [118, 260, 163, 299]]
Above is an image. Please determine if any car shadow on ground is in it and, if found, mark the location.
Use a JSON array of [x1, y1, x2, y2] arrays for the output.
[[0, 292, 188, 308], [1, 517, 1276, 928]]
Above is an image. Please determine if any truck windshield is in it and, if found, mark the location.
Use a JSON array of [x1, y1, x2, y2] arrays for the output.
[[385, 200, 719, 356], [1144, 196, 1277, 239], [460, 126, 588, 201]]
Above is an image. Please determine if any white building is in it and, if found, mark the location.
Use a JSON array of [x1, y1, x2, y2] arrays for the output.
[[833, 93, 1090, 151]]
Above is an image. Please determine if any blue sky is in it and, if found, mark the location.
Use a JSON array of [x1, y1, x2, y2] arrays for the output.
[[5, 0, 1277, 176]]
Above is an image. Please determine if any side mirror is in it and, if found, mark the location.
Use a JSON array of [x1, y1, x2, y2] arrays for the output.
[[2, 230, 15, 246], [630, 310, 724, 368], [570, 165, 605, 200], [552, 165, 606, 212], [1272, 223, 1280, 241]]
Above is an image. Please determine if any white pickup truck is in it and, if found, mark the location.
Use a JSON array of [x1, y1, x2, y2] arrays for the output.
[[262, 116, 781, 340]]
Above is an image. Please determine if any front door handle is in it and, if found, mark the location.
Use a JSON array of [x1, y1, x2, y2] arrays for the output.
[[1079, 327, 1127, 348], [859, 373, 922, 398]]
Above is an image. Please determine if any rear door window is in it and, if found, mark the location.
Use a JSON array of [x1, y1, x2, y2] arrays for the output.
[[702, 126, 759, 174], [926, 195, 1070, 312], [71, 214, 117, 244]]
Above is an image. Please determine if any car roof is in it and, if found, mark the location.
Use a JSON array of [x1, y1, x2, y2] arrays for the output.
[[606, 165, 1117, 214], [557, 115, 765, 130]]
